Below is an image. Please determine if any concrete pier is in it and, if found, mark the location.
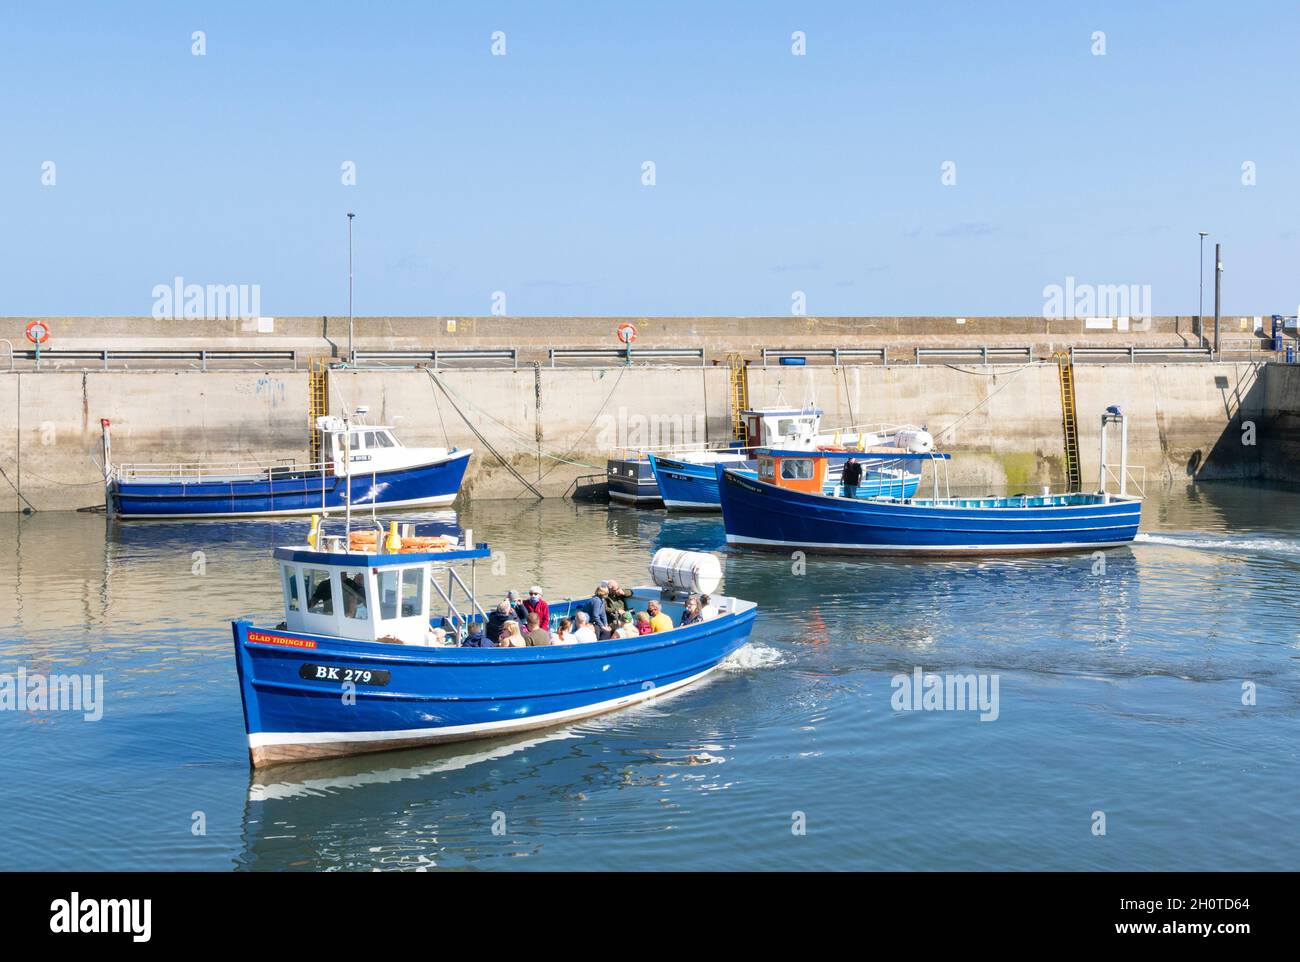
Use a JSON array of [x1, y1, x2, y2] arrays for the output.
[[1, 350, 1293, 512]]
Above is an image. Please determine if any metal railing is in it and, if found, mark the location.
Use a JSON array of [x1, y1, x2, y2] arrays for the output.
[[348, 348, 518, 368], [915, 346, 1034, 365], [548, 347, 706, 367], [114, 457, 318, 482], [1069, 346, 1212, 363], [10, 348, 300, 370], [1216, 338, 1285, 362], [760, 347, 887, 366]]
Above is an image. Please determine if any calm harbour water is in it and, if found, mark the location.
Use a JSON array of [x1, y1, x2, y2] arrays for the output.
[[1, 482, 1298, 871]]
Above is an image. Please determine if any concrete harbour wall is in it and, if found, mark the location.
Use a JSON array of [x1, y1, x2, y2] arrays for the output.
[[2, 360, 1289, 513]]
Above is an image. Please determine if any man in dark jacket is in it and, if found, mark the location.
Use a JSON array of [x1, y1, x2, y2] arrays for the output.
[[841, 458, 863, 499], [603, 580, 635, 626], [462, 621, 491, 647], [485, 601, 514, 644]]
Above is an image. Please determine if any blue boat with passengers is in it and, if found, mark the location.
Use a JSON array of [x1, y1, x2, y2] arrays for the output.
[[717, 406, 1143, 556], [233, 519, 758, 767], [106, 412, 471, 519]]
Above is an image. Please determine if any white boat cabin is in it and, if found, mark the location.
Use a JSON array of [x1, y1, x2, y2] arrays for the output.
[[275, 538, 488, 647], [316, 415, 452, 475], [740, 408, 824, 450]]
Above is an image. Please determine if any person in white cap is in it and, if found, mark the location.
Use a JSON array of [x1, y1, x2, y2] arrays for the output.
[[522, 584, 550, 630]]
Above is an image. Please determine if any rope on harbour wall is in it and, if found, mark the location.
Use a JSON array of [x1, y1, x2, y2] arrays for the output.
[[424, 369, 545, 500], [530, 363, 628, 486], [423, 370, 610, 472], [933, 362, 1036, 441]]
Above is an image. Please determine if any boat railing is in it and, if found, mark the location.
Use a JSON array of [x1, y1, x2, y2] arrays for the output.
[[113, 457, 329, 482], [1101, 462, 1146, 497]]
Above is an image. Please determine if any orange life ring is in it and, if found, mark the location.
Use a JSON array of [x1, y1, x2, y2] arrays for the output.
[[817, 444, 847, 452], [25, 320, 50, 345], [616, 322, 637, 344], [347, 530, 453, 552]]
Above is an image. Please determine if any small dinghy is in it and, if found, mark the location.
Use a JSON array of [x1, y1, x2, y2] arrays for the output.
[[717, 406, 1143, 556], [233, 522, 758, 767]]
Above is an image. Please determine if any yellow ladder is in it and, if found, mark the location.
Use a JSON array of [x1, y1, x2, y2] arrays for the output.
[[726, 353, 750, 441], [308, 357, 329, 464], [1055, 352, 1082, 492]]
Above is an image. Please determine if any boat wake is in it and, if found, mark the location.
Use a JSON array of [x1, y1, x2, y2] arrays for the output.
[[1135, 532, 1300, 557], [719, 643, 789, 672]]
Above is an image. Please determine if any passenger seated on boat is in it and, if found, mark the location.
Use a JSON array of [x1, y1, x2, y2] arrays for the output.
[[700, 595, 718, 621], [603, 580, 635, 627], [523, 586, 550, 630], [485, 602, 514, 644], [588, 584, 611, 638], [613, 612, 639, 639], [461, 622, 491, 648], [506, 590, 529, 624], [524, 611, 551, 647], [646, 600, 673, 634], [679, 595, 704, 627], [497, 621, 526, 648], [571, 611, 599, 644], [551, 617, 575, 645], [634, 611, 654, 636]]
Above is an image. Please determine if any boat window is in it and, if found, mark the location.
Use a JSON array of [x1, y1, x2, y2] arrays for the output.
[[758, 458, 775, 481], [364, 431, 381, 449], [376, 569, 400, 620], [304, 567, 334, 615], [283, 566, 301, 612], [781, 458, 814, 480], [776, 418, 798, 436], [375, 431, 397, 448], [340, 569, 369, 621], [401, 568, 424, 618]]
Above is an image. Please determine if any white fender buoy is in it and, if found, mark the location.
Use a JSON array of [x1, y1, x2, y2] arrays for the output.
[[649, 548, 723, 595]]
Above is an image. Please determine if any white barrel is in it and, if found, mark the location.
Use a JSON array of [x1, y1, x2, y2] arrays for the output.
[[649, 548, 723, 595], [894, 428, 935, 453]]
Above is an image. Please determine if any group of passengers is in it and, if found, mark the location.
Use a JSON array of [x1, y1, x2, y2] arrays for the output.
[[459, 580, 720, 648]]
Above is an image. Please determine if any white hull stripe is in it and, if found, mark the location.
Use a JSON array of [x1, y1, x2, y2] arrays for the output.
[[248, 663, 719, 749], [725, 533, 1136, 552], [120, 492, 457, 520]]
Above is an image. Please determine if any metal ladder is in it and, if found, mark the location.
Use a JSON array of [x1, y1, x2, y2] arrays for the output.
[[308, 357, 329, 463], [726, 353, 749, 441], [1055, 352, 1082, 492]]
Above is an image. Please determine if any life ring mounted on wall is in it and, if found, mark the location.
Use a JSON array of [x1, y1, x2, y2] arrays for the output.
[[25, 320, 51, 345], [616, 322, 637, 345]]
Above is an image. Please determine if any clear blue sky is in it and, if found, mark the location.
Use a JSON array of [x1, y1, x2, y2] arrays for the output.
[[2, 1, 1296, 317]]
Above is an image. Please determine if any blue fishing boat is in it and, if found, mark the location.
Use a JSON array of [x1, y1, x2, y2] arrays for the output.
[[717, 407, 1143, 556], [233, 523, 758, 767], [649, 451, 922, 510], [106, 414, 471, 519], [608, 405, 933, 508]]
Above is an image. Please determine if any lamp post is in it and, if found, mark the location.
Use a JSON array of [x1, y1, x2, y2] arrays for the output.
[[1197, 231, 1208, 344], [347, 212, 356, 365]]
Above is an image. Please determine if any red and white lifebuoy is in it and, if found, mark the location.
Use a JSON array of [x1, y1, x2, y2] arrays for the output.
[[616, 322, 637, 344], [25, 320, 51, 345]]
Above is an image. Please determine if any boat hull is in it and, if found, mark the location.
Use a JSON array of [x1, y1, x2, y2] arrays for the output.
[[606, 457, 661, 504], [233, 601, 757, 767], [111, 450, 471, 519], [716, 467, 1142, 555], [651, 453, 920, 510]]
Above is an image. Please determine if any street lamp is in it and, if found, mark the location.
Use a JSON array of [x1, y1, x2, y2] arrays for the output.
[[1197, 231, 1208, 343], [347, 212, 356, 365]]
